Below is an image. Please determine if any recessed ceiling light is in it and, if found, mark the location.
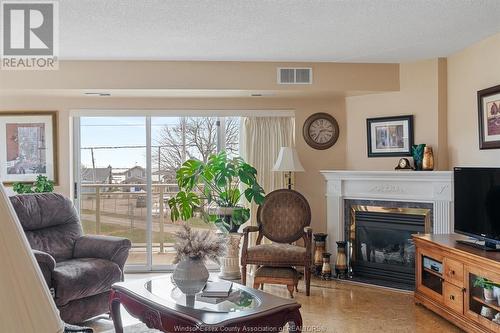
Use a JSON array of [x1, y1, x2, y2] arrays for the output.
[[84, 92, 111, 97]]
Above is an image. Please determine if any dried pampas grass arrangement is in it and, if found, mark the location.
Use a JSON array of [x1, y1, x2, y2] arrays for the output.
[[173, 224, 226, 264]]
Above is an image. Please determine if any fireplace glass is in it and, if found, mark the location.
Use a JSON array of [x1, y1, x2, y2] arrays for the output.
[[349, 207, 430, 289]]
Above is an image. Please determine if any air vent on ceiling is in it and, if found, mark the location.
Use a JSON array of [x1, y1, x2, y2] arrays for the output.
[[277, 67, 312, 84]]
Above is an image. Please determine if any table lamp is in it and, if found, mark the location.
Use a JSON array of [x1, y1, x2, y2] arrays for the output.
[[0, 183, 64, 333], [272, 147, 305, 189]]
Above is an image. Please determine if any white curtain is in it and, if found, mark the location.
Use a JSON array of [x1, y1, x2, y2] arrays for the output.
[[239, 116, 295, 250], [0, 184, 64, 333]]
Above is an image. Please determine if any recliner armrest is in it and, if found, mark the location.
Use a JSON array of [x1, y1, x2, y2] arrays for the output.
[[33, 249, 56, 270], [73, 235, 131, 271], [32, 249, 55, 287]]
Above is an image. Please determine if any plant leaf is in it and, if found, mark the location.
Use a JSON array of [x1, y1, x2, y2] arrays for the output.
[[232, 207, 250, 225]]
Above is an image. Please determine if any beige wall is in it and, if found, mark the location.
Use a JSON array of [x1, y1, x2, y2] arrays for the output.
[[4, 31, 500, 235], [345, 59, 448, 170], [447, 33, 500, 167], [0, 59, 391, 234], [0, 97, 345, 233], [0, 60, 399, 94]]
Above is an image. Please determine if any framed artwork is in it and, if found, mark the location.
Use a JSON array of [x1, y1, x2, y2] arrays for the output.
[[367, 115, 414, 157], [0, 111, 58, 184], [478, 85, 500, 149]]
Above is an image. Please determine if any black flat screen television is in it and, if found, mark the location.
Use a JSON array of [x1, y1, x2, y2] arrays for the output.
[[454, 167, 500, 249]]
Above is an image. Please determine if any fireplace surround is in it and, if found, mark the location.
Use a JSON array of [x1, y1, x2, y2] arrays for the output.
[[321, 170, 453, 288]]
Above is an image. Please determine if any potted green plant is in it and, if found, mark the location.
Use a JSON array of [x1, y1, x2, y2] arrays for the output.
[[168, 151, 265, 232], [168, 151, 265, 279], [473, 277, 498, 301], [13, 175, 55, 194]]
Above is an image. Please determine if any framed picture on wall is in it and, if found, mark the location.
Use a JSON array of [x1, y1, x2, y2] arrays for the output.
[[0, 111, 58, 184], [478, 84, 500, 149], [367, 115, 414, 157]]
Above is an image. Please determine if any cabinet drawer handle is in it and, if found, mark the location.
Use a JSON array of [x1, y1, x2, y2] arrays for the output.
[[450, 270, 455, 275], [450, 295, 455, 300]]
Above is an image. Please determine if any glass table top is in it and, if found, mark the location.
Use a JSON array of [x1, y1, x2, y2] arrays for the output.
[[145, 277, 260, 313]]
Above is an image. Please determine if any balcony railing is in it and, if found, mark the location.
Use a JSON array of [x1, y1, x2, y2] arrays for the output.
[[80, 183, 213, 265]]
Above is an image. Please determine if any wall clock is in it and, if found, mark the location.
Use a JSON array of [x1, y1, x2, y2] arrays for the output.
[[303, 112, 339, 150]]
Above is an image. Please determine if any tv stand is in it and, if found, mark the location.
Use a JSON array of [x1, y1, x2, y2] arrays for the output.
[[414, 233, 500, 333], [456, 239, 500, 252]]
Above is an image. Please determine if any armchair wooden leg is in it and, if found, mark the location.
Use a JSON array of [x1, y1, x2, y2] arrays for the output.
[[304, 265, 311, 296], [287, 284, 295, 298], [241, 265, 247, 286]]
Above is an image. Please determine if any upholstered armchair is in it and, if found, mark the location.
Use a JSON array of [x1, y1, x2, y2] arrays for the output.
[[241, 189, 312, 296], [9, 193, 131, 324]]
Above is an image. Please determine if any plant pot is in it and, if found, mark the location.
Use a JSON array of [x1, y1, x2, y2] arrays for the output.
[[213, 207, 241, 233], [173, 257, 209, 295], [218, 232, 243, 280], [484, 288, 496, 301]]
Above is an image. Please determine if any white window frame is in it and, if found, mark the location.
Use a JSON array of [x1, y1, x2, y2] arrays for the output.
[[72, 109, 294, 272]]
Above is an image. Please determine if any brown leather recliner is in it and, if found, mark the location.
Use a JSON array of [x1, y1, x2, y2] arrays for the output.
[[9, 193, 131, 324], [241, 189, 312, 295]]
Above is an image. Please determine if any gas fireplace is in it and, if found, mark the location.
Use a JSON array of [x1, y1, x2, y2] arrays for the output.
[[346, 201, 432, 290]]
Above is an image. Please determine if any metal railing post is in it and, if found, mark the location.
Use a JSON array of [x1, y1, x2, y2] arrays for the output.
[[159, 186, 165, 253], [95, 187, 101, 234]]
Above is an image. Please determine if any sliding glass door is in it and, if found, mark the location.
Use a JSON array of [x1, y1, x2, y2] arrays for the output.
[[75, 115, 239, 271]]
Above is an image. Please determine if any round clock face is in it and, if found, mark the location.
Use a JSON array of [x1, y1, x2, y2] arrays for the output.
[[399, 159, 408, 168], [303, 113, 339, 150], [309, 119, 335, 144]]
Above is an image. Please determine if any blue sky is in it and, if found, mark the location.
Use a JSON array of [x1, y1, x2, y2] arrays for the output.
[[80, 117, 179, 169]]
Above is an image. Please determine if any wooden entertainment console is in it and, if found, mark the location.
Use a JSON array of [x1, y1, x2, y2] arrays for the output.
[[414, 234, 500, 333]]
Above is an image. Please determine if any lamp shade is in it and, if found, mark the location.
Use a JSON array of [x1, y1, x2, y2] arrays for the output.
[[272, 147, 305, 172], [0, 184, 64, 333]]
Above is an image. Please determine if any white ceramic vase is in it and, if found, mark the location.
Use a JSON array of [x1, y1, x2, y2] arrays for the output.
[[173, 257, 209, 295], [484, 288, 496, 301], [494, 286, 500, 303], [219, 232, 243, 280]]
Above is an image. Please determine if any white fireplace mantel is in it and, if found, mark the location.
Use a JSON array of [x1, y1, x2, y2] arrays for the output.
[[320, 170, 454, 257]]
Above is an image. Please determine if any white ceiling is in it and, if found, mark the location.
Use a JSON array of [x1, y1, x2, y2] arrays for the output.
[[57, 1, 500, 62]]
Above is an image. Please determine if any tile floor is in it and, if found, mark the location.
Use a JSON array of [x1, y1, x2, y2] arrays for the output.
[[86, 274, 463, 333]]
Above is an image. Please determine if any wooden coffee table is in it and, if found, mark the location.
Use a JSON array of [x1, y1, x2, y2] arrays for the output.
[[110, 274, 302, 333]]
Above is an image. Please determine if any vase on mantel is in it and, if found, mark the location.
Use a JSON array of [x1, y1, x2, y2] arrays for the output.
[[412, 144, 426, 171], [422, 146, 434, 171]]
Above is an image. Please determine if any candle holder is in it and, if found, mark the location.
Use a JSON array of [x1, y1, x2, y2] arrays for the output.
[[321, 252, 332, 279], [335, 241, 348, 279], [313, 233, 327, 275]]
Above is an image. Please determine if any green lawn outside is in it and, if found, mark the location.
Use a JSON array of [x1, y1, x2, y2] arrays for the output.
[[81, 213, 214, 245], [82, 219, 177, 244]]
